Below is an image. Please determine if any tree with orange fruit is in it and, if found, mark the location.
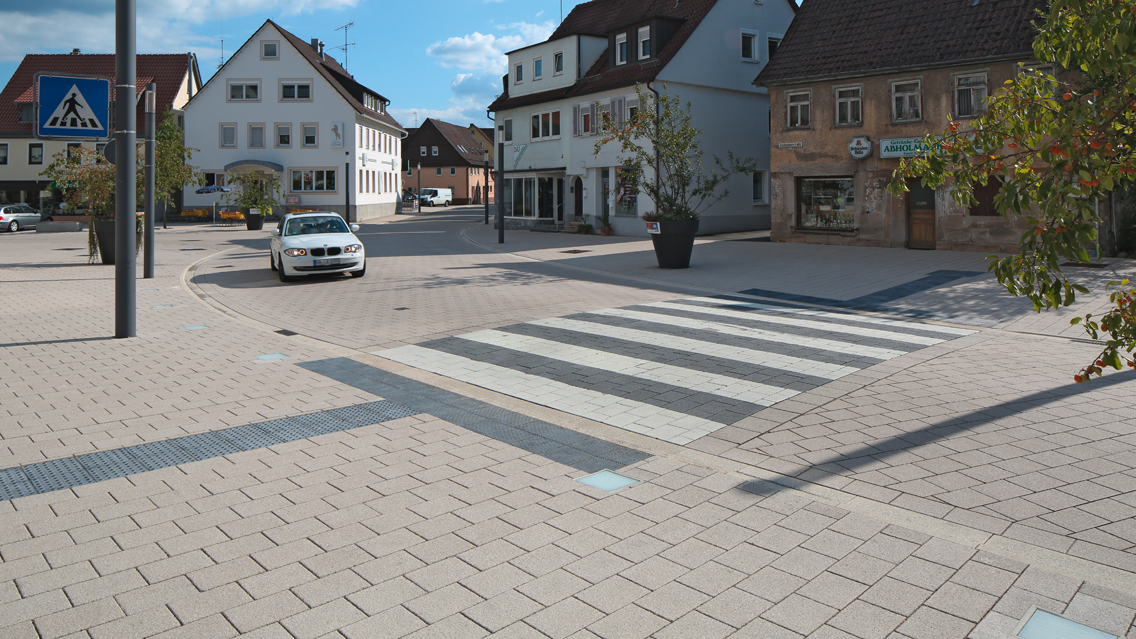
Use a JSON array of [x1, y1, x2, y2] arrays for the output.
[[890, 0, 1136, 382]]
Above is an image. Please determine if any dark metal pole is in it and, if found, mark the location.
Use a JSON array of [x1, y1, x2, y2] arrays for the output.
[[143, 82, 155, 279], [496, 142, 504, 244], [417, 162, 421, 212], [344, 160, 350, 222], [484, 152, 489, 224], [115, 0, 136, 337]]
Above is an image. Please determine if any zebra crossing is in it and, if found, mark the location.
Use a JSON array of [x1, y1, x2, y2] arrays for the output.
[[375, 297, 975, 446]]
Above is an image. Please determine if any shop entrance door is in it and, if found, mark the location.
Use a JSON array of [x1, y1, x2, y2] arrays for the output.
[[907, 181, 936, 250]]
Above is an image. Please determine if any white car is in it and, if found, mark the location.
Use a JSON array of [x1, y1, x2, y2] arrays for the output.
[[270, 212, 366, 281]]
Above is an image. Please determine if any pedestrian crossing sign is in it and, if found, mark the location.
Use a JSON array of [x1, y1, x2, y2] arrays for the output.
[[35, 74, 111, 140]]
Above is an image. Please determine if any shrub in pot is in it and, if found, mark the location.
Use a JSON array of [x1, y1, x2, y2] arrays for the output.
[[595, 84, 758, 268], [225, 171, 280, 231]]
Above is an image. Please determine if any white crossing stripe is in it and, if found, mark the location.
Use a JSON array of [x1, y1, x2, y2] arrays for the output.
[[592, 308, 907, 360], [377, 345, 729, 445], [530, 317, 859, 380], [457, 330, 801, 406], [644, 302, 945, 346], [700, 298, 975, 336]]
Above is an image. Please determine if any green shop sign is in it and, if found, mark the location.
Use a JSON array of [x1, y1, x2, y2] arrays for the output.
[[879, 137, 935, 158]]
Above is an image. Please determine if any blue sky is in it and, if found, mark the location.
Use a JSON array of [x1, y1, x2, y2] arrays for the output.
[[0, 0, 589, 128]]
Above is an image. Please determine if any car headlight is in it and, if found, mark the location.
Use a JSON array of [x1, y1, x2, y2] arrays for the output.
[[284, 248, 307, 257], [343, 244, 363, 254]]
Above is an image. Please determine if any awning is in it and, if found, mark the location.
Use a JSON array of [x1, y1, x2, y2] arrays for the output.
[[224, 159, 284, 173]]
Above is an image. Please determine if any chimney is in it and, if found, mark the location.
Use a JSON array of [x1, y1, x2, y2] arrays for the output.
[[71, 48, 81, 55], [310, 38, 319, 51], [318, 41, 325, 60]]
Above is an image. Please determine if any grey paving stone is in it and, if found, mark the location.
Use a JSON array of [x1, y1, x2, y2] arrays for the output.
[[760, 593, 838, 635], [896, 606, 975, 639], [463, 591, 544, 633], [827, 600, 905, 639]]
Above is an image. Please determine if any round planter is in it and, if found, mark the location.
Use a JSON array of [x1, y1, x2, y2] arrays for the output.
[[648, 219, 700, 269], [92, 219, 116, 265], [245, 209, 265, 231]]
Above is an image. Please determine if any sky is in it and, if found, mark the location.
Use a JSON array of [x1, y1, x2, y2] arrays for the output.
[[0, 0, 591, 128]]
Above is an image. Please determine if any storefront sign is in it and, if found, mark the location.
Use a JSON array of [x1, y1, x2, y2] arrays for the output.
[[646, 222, 660, 234], [880, 137, 933, 158], [778, 142, 803, 149], [849, 136, 873, 160]]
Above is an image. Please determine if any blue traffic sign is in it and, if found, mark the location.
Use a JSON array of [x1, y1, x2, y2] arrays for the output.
[[36, 74, 111, 140]]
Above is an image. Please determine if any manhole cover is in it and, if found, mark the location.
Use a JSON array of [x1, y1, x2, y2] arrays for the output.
[[561, 249, 591, 254], [275, 329, 298, 336]]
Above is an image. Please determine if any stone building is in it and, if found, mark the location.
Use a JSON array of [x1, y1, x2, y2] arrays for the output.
[[755, 0, 1048, 252]]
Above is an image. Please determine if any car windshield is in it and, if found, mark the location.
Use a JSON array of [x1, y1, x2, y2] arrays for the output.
[[421, 189, 437, 196], [284, 216, 349, 237]]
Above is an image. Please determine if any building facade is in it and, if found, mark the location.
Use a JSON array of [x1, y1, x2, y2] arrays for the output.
[[402, 119, 492, 205], [0, 51, 201, 213], [755, 0, 1048, 252], [182, 20, 405, 222], [488, 0, 795, 236]]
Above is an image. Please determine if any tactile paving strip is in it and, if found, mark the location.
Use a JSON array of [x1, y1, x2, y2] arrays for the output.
[[0, 399, 421, 501]]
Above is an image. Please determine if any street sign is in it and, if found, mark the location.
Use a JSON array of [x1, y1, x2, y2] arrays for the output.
[[36, 74, 111, 140], [102, 138, 116, 164]]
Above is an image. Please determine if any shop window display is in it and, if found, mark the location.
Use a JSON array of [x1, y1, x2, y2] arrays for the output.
[[798, 178, 855, 229]]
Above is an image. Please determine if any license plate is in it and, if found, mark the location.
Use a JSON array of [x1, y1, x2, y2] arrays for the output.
[[314, 258, 339, 266]]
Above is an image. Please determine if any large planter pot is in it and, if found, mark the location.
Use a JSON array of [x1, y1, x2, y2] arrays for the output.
[[245, 208, 264, 231], [648, 219, 700, 269], [93, 219, 115, 265]]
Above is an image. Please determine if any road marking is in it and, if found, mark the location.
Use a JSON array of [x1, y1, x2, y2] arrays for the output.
[[700, 297, 976, 336], [457, 330, 800, 406], [644, 301, 946, 346], [530, 317, 860, 379], [377, 345, 728, 445], [591, 308, 908, 360]]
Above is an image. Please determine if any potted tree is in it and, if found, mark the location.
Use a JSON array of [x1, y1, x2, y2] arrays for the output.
[[41, 145, 143, 264], [225, 171, 280, 231], [596, 84, 758, 268]]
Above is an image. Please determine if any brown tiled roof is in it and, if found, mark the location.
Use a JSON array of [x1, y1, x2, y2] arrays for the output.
[[488, 0, 721, 112], [268, 20, 404, 132], [755, 0, 1048, 87], [427, 119, 489, 164], [0, 53, 197, 132]]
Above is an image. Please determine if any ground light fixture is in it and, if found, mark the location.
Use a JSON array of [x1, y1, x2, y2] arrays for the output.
[[1013, 607, 1118, 639]]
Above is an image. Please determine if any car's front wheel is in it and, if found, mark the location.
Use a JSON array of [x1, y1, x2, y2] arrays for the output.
[[278, 254, 293, 282], [350, 260, 366, 278], [7, 220, 18, 232]]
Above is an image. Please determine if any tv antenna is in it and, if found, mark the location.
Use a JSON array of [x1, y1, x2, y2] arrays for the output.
[[333, 22, 356, 70]]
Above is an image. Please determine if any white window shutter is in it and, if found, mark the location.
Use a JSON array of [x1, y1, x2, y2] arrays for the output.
[[573, 105, 580, 136], [611, 98, 625, 125]]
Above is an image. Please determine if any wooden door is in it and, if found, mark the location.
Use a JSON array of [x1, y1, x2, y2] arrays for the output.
[[907, 181, 936, 250], [573, 178, 583, 219]]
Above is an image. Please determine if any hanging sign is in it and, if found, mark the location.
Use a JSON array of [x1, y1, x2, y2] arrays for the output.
[[849, 136, 873, 160]]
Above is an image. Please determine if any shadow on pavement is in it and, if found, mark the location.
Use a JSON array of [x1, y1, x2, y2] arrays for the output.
[[0, 336, 115, 348], [736, 369, 1136, 497]]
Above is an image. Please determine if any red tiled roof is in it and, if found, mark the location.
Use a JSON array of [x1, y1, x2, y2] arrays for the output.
[[489, 0, 720, 112], [269, 20, 404, 132], [0, 53, 196, 132], [754, 0, 1047, 87], [422, 119, 490, 164]]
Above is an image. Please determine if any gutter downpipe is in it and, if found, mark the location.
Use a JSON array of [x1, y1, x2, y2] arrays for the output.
[[647, 81, 661, 194]]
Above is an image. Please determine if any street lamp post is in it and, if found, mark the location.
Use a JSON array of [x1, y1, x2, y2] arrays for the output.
[[416, 162, 421, 212], [483, 149, 489, 225]]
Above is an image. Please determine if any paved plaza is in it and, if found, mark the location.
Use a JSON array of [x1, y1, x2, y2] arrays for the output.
[[2, 207, 1136, 639]]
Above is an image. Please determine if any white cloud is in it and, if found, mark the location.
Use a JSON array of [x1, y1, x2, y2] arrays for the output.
[[425, 21, 554, 76], [391, 72, 502, 127]]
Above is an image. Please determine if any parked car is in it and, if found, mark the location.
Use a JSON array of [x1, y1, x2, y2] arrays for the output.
[[402, 191, 419, 203], [270, 212, 366, 282], [418, 188, 452, 207], [0, 204, 40, 232]]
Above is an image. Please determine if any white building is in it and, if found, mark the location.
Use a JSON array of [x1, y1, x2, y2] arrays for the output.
[[488, 0, 796, 236], [183, 20, 405, 221]]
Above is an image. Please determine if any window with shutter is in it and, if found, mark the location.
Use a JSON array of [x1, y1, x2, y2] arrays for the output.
[[573, 105, 580, 136]]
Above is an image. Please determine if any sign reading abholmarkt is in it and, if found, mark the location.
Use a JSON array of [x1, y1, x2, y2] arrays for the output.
[[879, 137, 934, 158], [36, 74, 111, 140]]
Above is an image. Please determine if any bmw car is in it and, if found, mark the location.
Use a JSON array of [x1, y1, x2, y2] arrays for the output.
[[270, 212, 366, 282]]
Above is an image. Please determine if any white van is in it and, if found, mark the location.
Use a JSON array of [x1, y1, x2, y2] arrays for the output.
[[418, 188, 452, 207]]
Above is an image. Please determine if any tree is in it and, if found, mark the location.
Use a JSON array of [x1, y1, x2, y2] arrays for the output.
[[596, 84, 758, 221], [154, 108, 199, 208], [889, 0, 1136, 382]]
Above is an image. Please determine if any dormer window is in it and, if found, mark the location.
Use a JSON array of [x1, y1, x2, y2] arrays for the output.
[[638, 27, 651, 59], [616, 34, 628, 65], [514, 63, 523, 84], [18, 104, 34, 123]]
